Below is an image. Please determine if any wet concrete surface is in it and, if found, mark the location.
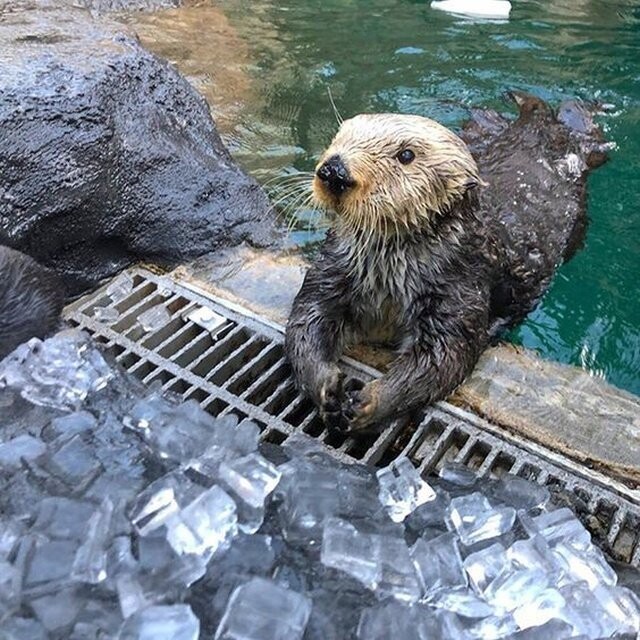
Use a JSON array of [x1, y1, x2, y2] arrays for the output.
[[175, 246, 640, 490]]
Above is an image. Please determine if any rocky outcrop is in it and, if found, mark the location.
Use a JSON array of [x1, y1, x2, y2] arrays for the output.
[[0, 2, 280, 295]]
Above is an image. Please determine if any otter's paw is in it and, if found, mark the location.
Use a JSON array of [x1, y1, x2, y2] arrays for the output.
[[318, 367, 346, 431], [343, 379, 382, 431]]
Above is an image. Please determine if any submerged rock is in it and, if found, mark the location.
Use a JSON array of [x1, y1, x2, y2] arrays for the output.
[[0, 2, 281, 295]]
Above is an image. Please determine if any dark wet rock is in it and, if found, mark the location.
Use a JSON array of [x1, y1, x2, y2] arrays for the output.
[[0, 2, 281, 296]]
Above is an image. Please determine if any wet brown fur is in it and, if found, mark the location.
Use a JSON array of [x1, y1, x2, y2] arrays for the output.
[[0, 247, 64, 359]]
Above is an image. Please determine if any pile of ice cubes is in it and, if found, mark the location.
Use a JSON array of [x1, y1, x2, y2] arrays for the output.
[[0, 329, 638, 639]]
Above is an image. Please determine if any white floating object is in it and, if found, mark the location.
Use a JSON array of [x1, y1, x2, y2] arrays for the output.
[[431, 0, 512, 19]]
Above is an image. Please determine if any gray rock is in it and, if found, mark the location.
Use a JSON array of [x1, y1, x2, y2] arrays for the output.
[[84, 0, 181, 16], [0, 3, 281, 295]]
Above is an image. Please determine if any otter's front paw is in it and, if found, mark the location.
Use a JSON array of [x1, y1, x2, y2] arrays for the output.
[[318, 367, 346, 430], [343, 379, 382, 431]]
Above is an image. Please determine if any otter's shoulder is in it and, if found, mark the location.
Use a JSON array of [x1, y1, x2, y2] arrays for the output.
[[0, 247, 64, 359]]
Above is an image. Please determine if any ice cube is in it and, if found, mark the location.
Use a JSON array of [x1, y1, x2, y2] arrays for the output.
[[337, 467, 385, 521], [107, 536, 138, 582], [357, 601, 423, 640], [219, 453, 282, 509], [128, 398, 220, 464], [503, 618, 573, 639], [46, 411, 97, 439], [320, 518, 420, 603], [46, 433, 103, 486], [137, 305, 170, 333], [128, 474, 191, 536], [512, 588, 567, 630], [593, 585, 640, 636], [117, 604, 199, 640], [71, 498, 113, 584], [429, 588, 494, 618], [184, 306, 227, 336], [218, 453, 281, 534], [468, 613, 518, 639], [507, 535, 559, 575], [376, 536, 422, 603], [438, 462, 478, 488], [184, 444, 230, 486], [321, 519, 378, 590], [165, 485, 237, 556], [486, 474, 550, 511], [136, 529, 209, 590], [207, 534, 276, 594], [24, 539, 78, 590], [106, 273, 134, 301], [117, 574, 149, 619], [0, 518, 26, 560], [484, 567, 549, 612], [447, 493, 516, 545], [229, 419, 261, 456], [282, 431, 327, 458], [72, 598, 124, 636], [405, 487, 451, 536], [0, 434, 46, 470], [214, 577, 312, 640], [520, 508, 590, 549], [9, 331, 113, 411], [376, 457, 436, 523], [277, 460, 340, 545], [411, 533, 467, 594], [29, 586, 86, 634], [560, 581, 617, 638], [464, 542, 509, 594], [553, 541, 617, 589], [93, 306, 119, 324], [357, 601, 463, 640], [0, 617, 48, 640], [0, 558, 19, 604]]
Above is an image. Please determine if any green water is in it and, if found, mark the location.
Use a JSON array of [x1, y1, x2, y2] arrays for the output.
[[133, 0, 640, 394]]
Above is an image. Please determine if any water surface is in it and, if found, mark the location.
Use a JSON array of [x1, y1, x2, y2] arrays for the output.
[[122, 0, 640, 394]]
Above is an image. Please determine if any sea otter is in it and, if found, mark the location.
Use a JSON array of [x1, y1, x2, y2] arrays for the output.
[[285, 92, 609, 432], [0, 247, 64, 359]]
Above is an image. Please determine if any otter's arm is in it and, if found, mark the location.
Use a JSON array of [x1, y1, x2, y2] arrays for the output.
[[345, 294, 490, 430], [285, 250, 352, 423]]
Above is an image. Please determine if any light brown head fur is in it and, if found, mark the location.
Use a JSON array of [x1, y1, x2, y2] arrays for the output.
[[313, 113, 480, 237]]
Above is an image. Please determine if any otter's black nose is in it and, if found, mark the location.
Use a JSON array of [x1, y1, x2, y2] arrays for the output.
[[316, 155, 355, 196]]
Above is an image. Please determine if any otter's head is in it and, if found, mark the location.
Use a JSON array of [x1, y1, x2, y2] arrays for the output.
[[313, 114, 480, 234]]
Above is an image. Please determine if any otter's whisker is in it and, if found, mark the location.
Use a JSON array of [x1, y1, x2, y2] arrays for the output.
[[281, 189, 316, 234], [283, 192, 315, 230], [268, 184, 312, 211], [262, 183, 314, 225], [327, 86, 344, 126]]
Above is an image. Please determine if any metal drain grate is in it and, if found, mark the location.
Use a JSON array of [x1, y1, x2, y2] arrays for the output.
[[64, 267, 640, 566]]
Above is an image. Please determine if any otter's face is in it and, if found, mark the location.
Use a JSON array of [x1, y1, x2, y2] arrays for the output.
[[313, 114, 480, 233]]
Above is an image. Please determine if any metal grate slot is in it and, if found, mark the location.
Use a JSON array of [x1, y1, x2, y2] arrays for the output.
[[64, 267, 640, 566]]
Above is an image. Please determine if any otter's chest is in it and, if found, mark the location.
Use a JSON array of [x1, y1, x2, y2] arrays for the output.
[[347, 250, 417, 346]]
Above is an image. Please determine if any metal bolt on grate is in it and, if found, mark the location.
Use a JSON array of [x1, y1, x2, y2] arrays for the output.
[[64, 267, 640, 566]]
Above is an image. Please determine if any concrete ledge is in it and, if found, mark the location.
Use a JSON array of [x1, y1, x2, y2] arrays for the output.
[[173, 245, 640, 488]]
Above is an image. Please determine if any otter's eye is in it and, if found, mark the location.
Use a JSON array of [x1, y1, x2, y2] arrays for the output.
[[396, 149, 415, 165]]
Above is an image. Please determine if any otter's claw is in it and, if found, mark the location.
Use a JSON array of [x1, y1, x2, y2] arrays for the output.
[[318, 368, 346, 431], [343, 380, 382, 431]]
